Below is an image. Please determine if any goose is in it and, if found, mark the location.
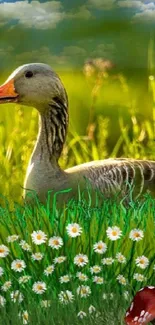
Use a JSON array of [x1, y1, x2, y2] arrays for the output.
[[0, 63, 155, 205]]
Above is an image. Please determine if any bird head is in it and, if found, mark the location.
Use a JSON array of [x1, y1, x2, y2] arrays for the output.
[[0, 63, 68, 113]]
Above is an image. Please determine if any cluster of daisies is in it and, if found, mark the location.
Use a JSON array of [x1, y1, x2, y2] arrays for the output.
[[0, 222, 149, 322]]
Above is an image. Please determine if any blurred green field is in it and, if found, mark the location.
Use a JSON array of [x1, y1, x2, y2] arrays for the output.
[[0, 63, 155, 203]]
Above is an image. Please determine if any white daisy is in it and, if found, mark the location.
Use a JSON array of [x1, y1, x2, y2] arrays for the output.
[[93, 276, 104, 284], [19, 310, 29, 325], [102, 257, 114, 265], [76, 272, 88, 282], [135, 256, 149, 269], [133, 273, 146, 282], [10, 290, 24, 303], [0, 295, 6, 306], [31, 230, 47, 245], [7, 235, 19, 243], [31, 252, 44, 261], [89, 305, 96, 314], [0, 244, 9, 258], [58, 290, 74, 304], [66, 223, 82, 238], [18, 275, 31, 284], [129, 229, 144, 241], [0, 267, 4, 276], [32, 281, 47, 294], [77, 311, 87, 319], [11, 259, 26, 272], [93, 241, 107, 254], [116, 253, 126, 264], [74, 254, 88, 267], [54, 256, 67, 264], [48, 236, 63, 249], [40, 300, 51, 308], [77, 285, 91, 298], [1, 281, 12, 292], [90, 265, 102, 274], [116, 274, 127, 285], [19, 240, 31, 252], [106, 226, 122, 241], [44, 265, 55, 276], [60, 274, 70, 283]]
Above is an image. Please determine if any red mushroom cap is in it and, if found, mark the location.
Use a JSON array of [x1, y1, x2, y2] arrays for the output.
[[125, 286, 155, 325]]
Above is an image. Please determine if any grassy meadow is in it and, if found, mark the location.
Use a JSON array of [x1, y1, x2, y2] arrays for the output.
[[0, 56, 155, 324], [0, 195, 155, 324]]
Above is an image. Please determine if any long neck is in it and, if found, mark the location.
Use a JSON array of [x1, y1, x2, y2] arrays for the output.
[[31, 101, 68, 166]]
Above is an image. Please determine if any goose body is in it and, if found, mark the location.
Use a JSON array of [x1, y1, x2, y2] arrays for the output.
[[0, 63, 155, 204]]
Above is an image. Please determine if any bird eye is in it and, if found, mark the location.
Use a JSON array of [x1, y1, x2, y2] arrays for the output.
[[25, 71, 33, 78]]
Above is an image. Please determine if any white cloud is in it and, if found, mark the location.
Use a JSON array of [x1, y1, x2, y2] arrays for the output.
[[117, 1, 155, 23], [0, 1, 65, 29], [0, 43, 116, 70], [15, 46, 87, 69], [117, 0, 155, 10], [133, 8, 155, 22], [0, 1, 93, 29], [88, 0, 116, 10], [117, 1, 143, 9], [67, 5, 92, 20]]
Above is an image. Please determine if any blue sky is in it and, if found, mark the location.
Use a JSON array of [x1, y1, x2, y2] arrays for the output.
[[0, 0, 154, 73]]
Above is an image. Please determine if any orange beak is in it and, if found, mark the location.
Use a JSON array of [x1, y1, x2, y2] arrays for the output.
[[0, 78, 19, 103]]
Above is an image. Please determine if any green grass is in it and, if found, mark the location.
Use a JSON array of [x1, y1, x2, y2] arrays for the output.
[[0, 194, 155, 324], [0, 292, 127, 325]]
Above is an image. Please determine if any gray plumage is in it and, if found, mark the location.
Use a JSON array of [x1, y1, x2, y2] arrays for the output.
[[1, 63, 155, 204]]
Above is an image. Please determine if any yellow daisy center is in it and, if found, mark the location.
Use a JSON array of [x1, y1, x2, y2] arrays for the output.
[[78, 257, 84, 262], [53, 240, 59, 245], [134, 233, 140, 237], [36, 234, 42, 240], [16, 263, 22, 268], [112, 230, 117, 236], [72, 227, 78, 233], [0, 248, 5, 253]]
